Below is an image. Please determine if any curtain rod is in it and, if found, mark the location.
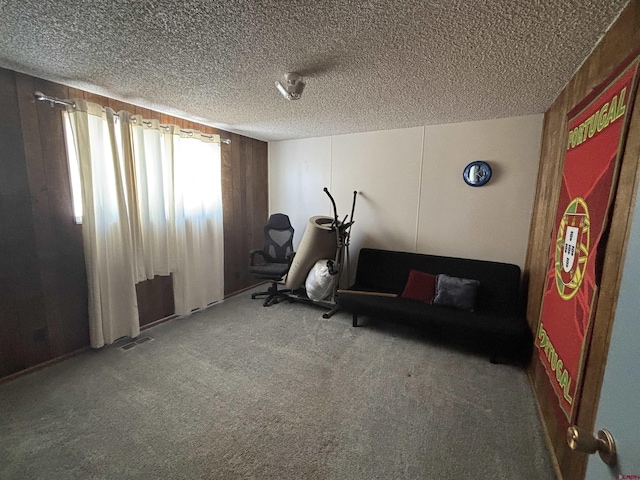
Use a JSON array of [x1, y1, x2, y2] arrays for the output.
[[33, 91, 232, 144], [138, 119, 230, 143], [34, 91, 76, 108]]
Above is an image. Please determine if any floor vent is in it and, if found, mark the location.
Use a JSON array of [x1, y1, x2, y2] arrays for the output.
[[120, 336, 154, 351]]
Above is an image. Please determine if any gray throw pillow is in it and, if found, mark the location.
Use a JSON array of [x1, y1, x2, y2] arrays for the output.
[[432, 274, 480, 311]]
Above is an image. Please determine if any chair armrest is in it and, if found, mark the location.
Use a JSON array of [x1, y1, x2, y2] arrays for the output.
[[250, 249, 265, 265]]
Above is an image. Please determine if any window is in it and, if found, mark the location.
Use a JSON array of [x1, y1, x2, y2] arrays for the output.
[[63, 111, 83, 224]]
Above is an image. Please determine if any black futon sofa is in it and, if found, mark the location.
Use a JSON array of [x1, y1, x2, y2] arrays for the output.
[[336, 248, 533, 364]]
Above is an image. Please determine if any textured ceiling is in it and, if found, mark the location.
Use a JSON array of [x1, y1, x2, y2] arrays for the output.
[[0, 0, 629, 141]]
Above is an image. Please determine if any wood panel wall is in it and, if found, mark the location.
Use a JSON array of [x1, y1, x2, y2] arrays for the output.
[[524, 2, 640, 479], [0, 70, 58, 377], [0, 68, 268, 379], [223, 134, 268, 295]]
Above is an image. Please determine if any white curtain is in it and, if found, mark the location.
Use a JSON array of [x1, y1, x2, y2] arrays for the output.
[[65, 101, 225, 347], [66, 100, 139, 348], [130, 115, 173, 281], [170, 129, 224, 315]]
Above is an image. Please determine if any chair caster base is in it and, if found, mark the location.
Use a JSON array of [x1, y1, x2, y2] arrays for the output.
[[251, 283, 293, 308]]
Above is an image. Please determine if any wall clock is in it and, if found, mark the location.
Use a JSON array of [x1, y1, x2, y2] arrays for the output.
[[463, 161, 492, 187]]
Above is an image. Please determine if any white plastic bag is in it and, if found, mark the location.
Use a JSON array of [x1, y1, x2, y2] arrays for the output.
[[305, 259, 336, 301]]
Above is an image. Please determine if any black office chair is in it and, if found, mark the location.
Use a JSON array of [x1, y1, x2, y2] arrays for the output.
[[250, 213, 295, 306]]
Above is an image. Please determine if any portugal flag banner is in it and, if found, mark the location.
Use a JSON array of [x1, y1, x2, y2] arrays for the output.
[[536, 52, 640, 422]]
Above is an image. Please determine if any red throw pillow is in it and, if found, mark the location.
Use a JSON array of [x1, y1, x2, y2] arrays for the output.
[[401, 269, 437, 303]]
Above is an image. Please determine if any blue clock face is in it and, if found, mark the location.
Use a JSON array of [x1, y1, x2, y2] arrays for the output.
[[463, 161, 492, 187]]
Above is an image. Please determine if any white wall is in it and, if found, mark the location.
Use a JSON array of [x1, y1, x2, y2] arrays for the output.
[[268, 114, 543, 271], [418, 115, 544, 267], [268, 137, 332, 250], [331, 127, 424, 254]]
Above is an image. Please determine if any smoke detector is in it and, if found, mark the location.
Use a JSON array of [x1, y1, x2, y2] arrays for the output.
[[275, 72, 306, 100]]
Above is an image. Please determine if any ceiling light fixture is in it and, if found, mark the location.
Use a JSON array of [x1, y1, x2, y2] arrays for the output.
[[275, 72, 305, 100]]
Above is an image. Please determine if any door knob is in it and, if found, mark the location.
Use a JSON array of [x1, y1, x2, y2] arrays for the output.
[[567, 425, 617, 466]]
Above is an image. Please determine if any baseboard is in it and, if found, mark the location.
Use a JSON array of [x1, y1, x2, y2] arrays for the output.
[[526, 369, 563, 480], [224, 281, 268, 299], [140, 314, 178, 331], [0, 346, 91, 384]]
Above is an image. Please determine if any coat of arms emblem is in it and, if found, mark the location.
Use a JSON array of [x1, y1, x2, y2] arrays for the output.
[[554, 197, 590, 300]]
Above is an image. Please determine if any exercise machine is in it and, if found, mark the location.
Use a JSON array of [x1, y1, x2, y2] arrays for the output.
[[284, 188, 358, 318]]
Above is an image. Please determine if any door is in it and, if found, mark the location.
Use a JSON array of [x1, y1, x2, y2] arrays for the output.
[[584, 179, 640, 479]]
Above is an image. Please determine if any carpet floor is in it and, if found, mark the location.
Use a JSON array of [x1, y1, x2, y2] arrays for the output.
[[0, 289, 555, 479]]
